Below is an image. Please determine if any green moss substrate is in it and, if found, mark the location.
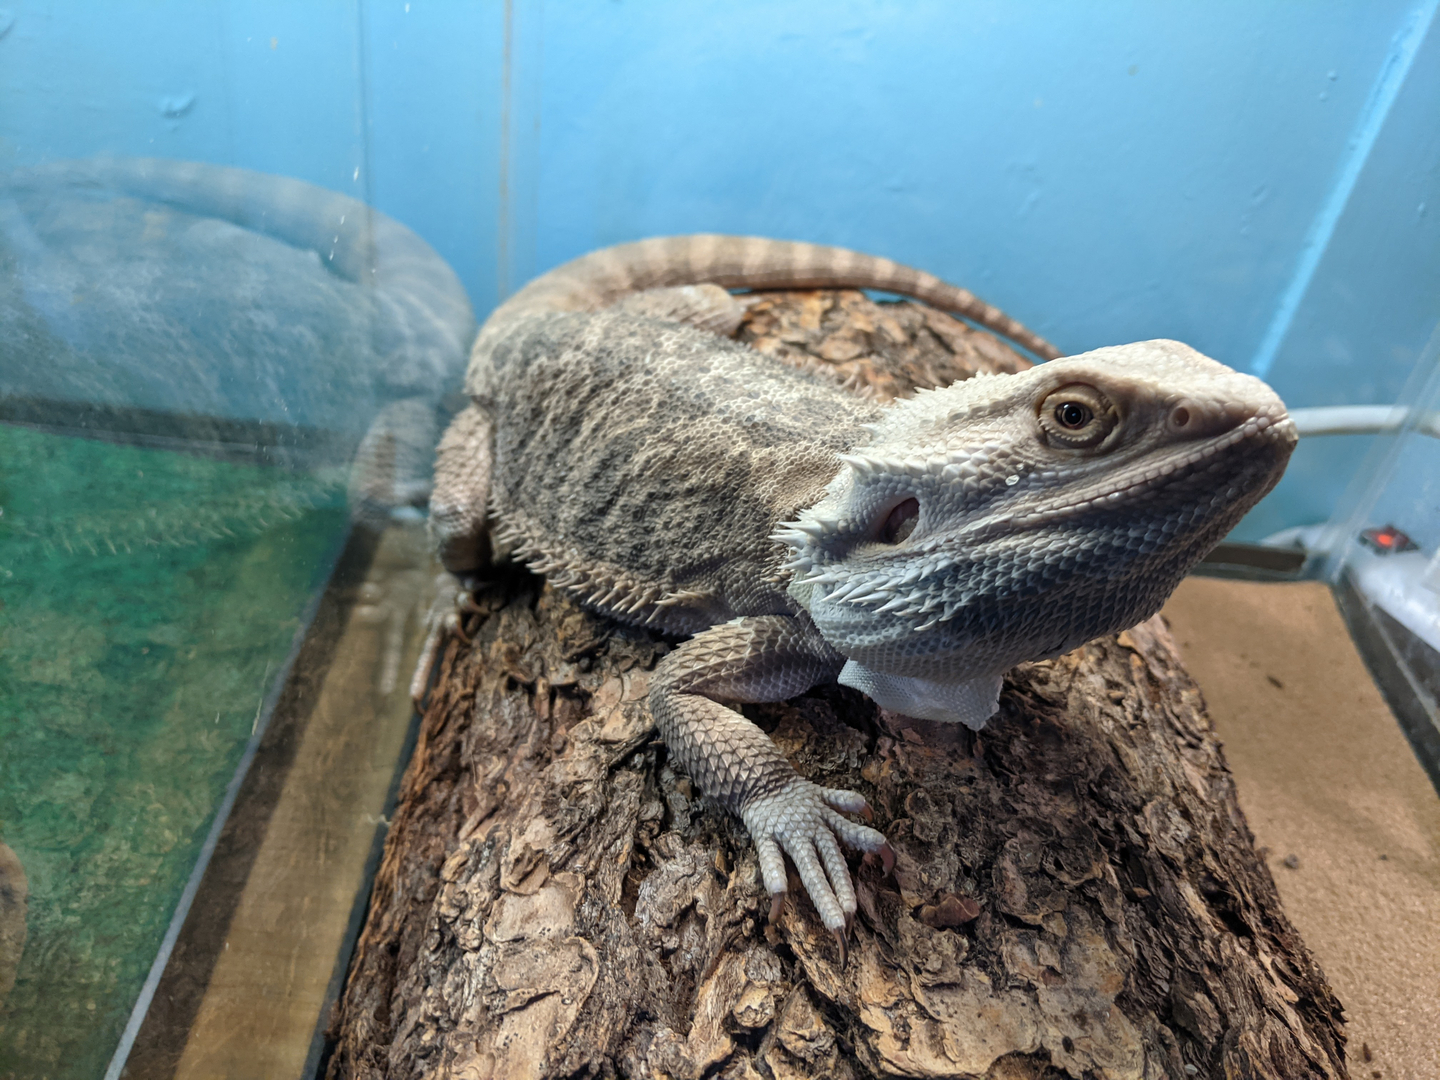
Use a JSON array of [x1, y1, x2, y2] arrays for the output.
[[0, 424, 347, 1076]]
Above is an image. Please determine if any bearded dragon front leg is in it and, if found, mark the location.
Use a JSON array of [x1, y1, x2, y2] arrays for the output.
[[649, 613, 892, 950]]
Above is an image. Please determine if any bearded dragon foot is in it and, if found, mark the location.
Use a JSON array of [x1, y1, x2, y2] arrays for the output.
[[741, 780, 890, 936], [409, 571, 484, 705]]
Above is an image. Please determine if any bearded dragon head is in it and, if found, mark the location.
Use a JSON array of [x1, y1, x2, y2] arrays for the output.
[[776, 339, 1296, 693]]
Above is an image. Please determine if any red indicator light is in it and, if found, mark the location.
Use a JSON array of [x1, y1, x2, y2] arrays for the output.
[[1359, 525, 1417, 554]]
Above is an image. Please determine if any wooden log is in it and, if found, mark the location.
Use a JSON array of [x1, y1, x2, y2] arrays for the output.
[[323, 292, 1348, 1080]]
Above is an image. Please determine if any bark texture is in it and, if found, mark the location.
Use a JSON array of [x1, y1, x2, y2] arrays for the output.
[[325, 292, 1348, 1080]]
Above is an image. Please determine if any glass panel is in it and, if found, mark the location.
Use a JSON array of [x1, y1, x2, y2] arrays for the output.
[[0, 424, 345, 1073], [0, 74, 471, 1080], [0, 4, 481, 1071], [1314, 330, 1440, 782]]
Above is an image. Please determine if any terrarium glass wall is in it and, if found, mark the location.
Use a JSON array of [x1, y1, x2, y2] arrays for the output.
[[1310, 328, 1440, 783], [0, 5, 476, 1075], [1, 2, 1437, 1077]]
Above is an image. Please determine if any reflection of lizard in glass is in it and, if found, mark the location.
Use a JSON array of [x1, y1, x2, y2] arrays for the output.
[[1, 156, 476, 526]]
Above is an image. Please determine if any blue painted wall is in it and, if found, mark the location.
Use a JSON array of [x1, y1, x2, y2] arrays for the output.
[[2, 0, 1437, 538]]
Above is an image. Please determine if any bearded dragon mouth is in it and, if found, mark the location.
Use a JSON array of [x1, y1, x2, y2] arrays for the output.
[[992, 411, 1296, 532]]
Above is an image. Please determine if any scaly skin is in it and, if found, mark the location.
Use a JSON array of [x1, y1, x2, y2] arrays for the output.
[[420, 235, 1297, 940]]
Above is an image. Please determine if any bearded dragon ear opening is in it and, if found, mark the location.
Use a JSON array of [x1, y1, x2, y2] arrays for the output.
[[876, 497, 920, 544]]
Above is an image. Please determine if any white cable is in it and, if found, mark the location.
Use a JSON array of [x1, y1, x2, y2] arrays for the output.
[[1289, 405, 1439, 438]]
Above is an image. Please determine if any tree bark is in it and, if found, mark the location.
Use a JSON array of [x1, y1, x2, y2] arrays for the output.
[[324, 292, 1348, 1080]]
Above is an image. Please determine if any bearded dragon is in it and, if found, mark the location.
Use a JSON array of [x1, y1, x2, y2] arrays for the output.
[[419, 235, 1296, 945]]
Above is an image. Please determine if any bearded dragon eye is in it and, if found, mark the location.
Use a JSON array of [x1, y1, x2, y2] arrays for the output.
[[1037, 384, 1118, 449]]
